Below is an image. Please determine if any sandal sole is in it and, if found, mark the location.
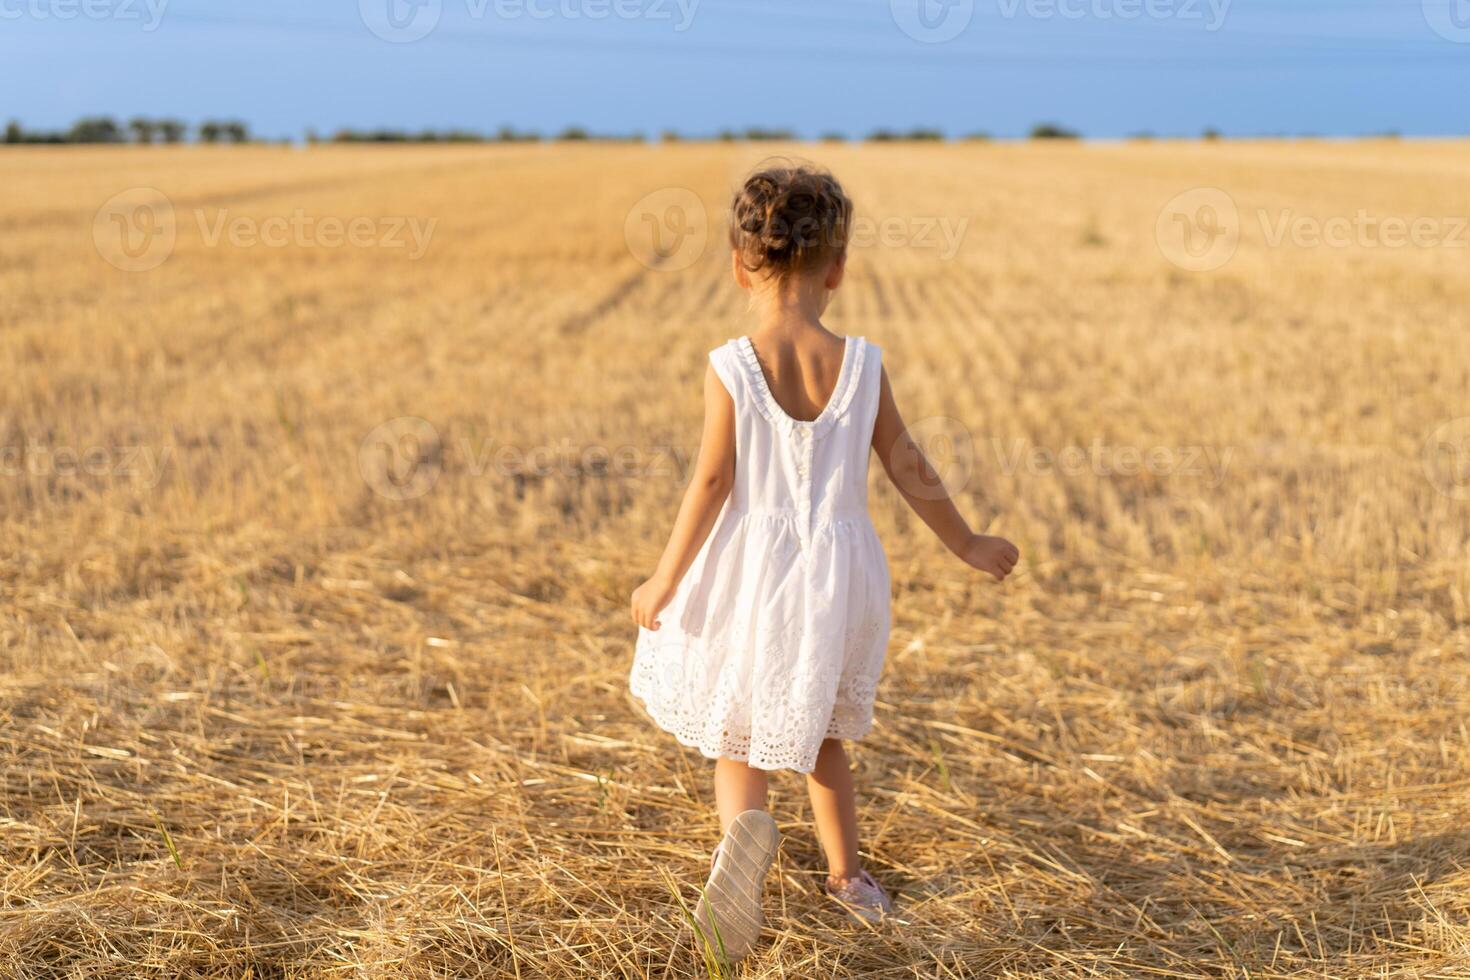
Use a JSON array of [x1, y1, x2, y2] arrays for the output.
[[691, 810, 780, 962]]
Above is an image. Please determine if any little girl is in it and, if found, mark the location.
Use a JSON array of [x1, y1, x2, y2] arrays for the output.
[[629, 163, 1018, 961]]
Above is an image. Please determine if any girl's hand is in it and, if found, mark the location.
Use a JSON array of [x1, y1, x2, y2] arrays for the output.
[[960, 534, 1020, 582], [631, 574, 676, 631]]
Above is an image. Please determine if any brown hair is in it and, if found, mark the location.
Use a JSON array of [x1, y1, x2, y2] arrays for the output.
[[729, 162, 853, 282]]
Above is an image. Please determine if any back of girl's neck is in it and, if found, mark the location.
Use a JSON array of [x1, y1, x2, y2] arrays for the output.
[[749, 313, 831, 341]]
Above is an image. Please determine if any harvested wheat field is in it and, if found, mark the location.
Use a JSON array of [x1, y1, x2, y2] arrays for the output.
[[2, 141, 1470, 978]]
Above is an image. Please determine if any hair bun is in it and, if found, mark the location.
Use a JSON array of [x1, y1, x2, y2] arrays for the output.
[[729, 162, 852, 281]]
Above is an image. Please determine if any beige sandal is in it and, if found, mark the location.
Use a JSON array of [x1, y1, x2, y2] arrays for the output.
[[690, 809, 780, 962]]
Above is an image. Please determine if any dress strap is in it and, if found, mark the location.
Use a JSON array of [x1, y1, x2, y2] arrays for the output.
[[821, 338, 868, 428], [850, 340, 884, 440], [709, 342, 744, 402]]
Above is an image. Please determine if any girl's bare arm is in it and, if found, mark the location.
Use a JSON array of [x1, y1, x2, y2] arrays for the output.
[[870, 365, 1018, 581], [631, 365, 737, 629]]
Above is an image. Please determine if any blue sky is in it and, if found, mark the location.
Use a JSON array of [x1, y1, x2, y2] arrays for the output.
[[4, 0, 1468, 138]]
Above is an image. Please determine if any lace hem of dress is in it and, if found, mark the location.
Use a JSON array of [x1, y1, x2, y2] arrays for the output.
[[629, 686, 876, 773], [659, 713, 873, 774], [629, 619, 885, 773]]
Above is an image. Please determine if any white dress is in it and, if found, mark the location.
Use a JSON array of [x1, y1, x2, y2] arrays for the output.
[[629, 335, 891, 773]]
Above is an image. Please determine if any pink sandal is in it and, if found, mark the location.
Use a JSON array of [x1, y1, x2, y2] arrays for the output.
[[826, 869, 892, 923]]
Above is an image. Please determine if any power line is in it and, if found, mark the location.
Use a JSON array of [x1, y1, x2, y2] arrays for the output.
[[153, 9, 1470, 68]]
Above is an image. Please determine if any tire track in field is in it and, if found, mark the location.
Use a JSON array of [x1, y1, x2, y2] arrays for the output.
[[558, 207, 733, 337], [556, 267, 650, 337], [0, 154, 526, 234]]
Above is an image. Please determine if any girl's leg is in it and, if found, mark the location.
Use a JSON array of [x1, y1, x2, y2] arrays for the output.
[[698, 761, 780, 963], [805, 738, 861, 881], [714, 757, 769, 831]]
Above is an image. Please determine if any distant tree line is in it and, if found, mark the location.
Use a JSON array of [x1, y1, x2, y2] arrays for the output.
[[325, 128, 511, 143], [7, 116, 1327, 146], [4, 116, 250, 144], [323, 125, 651, 143], [865, 128, 946, 142], [323, 125, 1016, 144]]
